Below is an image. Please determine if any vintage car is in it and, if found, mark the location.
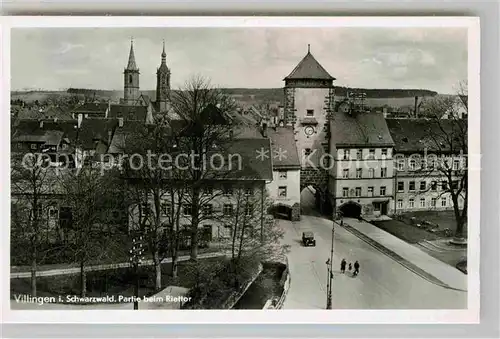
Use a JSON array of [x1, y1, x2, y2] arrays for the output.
[[302, 231, 316, 247]]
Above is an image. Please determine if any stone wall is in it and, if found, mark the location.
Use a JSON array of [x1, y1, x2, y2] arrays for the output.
[[283, 87, 296, 125]]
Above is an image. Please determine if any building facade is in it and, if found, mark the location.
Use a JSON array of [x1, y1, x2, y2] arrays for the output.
[[387, 118, 466, 214], [266, 126, 301, 221], [328, 110, 395, 218]]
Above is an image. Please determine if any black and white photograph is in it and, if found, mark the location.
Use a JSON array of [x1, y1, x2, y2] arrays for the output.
[[3, 16, 480, 323]]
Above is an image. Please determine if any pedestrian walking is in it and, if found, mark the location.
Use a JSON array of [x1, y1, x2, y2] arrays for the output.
[[353, 260, 360, 276], [348, 263, 352, 271], [340, 259, 347, 273]]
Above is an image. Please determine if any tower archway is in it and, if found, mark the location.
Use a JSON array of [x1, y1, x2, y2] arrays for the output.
[[338, 201, 362, 218]]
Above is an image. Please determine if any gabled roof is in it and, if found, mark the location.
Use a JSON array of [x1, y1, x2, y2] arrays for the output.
[[108, 105, 148, 121], [330, 112, 394, 148], [224, 138, 273, 181], [72, 103, 109, 115], [386, 118, 461, 153], [268, 127, 300, 169], [200, 104, 230, 125], [12, 124, 65, 146], [284, 51, 335, 81], [14, 119, 79, 143], [78, 118, 119, 150]]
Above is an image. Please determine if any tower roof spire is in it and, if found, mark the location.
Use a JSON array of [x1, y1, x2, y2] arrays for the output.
[[162, 40, 166, 58], [126, 38, 138, 70]]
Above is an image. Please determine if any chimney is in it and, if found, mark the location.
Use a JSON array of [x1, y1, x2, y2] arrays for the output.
[[106, 100, 111, 118], [118, 117, 124, 127], [77, 114, 83, 128], [39, 120, 44, 128], [54, 117, 58, 122], [262, 123, 268, 138], [414, 96, 419, 118], [108, 130, 113, 146]]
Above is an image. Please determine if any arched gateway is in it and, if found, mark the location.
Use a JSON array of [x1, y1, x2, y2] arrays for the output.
[[338, 201, 362, 218]]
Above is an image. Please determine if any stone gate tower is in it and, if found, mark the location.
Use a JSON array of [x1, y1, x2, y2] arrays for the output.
[[283, 44, 336, 213], [123, 40, 140, 105]]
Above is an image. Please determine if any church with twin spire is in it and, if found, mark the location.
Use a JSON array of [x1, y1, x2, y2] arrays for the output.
[[120, 39, 172, 114]]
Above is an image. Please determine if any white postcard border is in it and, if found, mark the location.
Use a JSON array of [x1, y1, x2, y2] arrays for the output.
[[0, 16, 480, 324]]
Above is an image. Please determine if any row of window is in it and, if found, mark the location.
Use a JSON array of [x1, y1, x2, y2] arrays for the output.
[[341, 148, 389, 160], [396, 158, 462, 171], [397, 197, 448, 209], [159, 185, 256, 196], [397, 180, 457, 192], [342, 186, 387, 198], [342, 167, 388, 179], [17, 143, 68, 151], [155, 202, 255, 217]]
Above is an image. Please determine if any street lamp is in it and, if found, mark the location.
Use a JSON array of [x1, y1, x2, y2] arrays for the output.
[[129, 236, 144, 310], [326, 224, 334, 309]]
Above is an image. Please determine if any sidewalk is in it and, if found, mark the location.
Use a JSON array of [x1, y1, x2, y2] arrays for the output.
[[341, 218, 467, 291], [11, 251, 227, 279]]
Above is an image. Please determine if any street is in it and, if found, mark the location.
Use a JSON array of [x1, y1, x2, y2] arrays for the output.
[[281, 190, 467, 309]]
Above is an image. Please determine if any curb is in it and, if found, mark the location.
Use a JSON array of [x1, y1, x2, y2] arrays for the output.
[[11, 252, 227, 279], [338, 222, 467, 293]]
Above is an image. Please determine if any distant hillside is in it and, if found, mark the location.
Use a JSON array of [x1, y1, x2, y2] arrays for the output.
[[222, 87, 437, 104], [11, 87, 439, 112]]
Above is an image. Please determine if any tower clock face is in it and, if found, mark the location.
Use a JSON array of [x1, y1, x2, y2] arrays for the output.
[[304, 126, 315, 136]]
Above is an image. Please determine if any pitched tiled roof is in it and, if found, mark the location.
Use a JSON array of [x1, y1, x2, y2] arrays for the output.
[[233, 126, 265, 139], [268, 127, 300, 169], [78, 118, 119, 150], [12, 122, 67, 146], [72, 103, 109, 115], [224, 138, 273, 181], [386, 119, 460, 153], [284, 51, 335, 81], [14, 120, 79, 143], [108, 121, 148, 154], [108, 105, 148, 121], [330, 112, 394, 148], [200, 104, 230, 125]]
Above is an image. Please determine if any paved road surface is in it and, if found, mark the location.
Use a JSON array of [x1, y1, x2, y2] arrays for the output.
[[281, 190, 467, 309]]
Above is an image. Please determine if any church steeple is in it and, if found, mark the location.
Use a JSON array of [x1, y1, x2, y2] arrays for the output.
[[161, 40, 166, 62], [156, 40, 171, 111], [126, 39, 138, 70], [123, 38, 140, 105]]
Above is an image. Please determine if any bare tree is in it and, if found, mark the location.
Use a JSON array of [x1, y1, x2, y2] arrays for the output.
[[121, 120, 174, 291], [11, 152, 54, 297], [57, 162, 122, 297], [415, 81, 468, 242], [222, 186, 287, 266], [169, 75, 239, 261]]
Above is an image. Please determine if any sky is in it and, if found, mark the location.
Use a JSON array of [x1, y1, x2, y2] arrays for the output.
[[11, 27, 467, 94]]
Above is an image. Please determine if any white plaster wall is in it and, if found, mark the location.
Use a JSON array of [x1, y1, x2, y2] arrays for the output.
[[267, 169, 301, 207]]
